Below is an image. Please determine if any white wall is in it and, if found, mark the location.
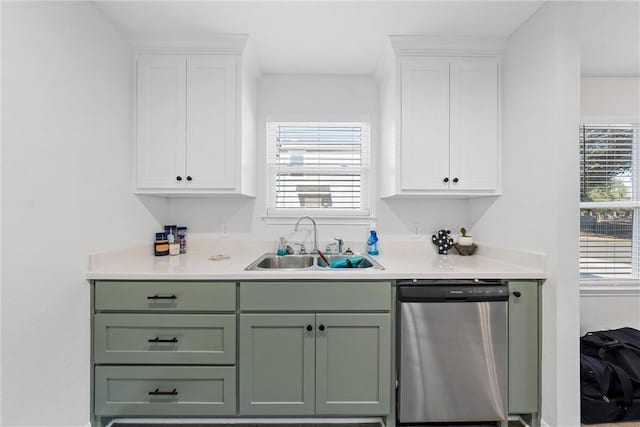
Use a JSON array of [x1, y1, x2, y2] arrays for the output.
[[581, 293, 640, 334], [468, 3, 581, 426], [1, 3, 166, 426], [167, 74, 470, 249], [581, 77, 640, 121]]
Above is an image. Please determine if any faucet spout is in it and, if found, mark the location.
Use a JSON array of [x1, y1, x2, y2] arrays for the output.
[[293, 216, 318, 253]]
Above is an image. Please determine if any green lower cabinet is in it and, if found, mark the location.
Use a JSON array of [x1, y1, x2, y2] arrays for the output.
[[238, 312, 391, 417], [94, 366, 236, 416], [508, 281, 540, 415], [239, 313, 316, 415], [315, 313, 391, 415]]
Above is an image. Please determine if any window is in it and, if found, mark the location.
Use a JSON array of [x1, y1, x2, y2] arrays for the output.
[[579, 124, 639, 280], [266, 122, 370, 217]]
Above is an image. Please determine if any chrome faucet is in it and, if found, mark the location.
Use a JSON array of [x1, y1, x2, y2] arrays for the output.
[[293, 216, 318, 253]]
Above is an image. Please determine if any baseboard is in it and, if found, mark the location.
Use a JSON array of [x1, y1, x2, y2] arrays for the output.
[[106, 418, 384, 427]]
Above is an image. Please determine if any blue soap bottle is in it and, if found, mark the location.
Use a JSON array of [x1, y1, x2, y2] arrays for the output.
[[367, 224, 379, 256]]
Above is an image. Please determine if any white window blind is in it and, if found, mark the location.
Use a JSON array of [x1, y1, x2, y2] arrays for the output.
[[579, 124, 639, 280], [267, 122, 369, 215]]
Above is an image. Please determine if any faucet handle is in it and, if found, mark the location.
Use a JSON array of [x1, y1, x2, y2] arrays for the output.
[[325, 242, 338, 254], [293, 243, 307, 255]]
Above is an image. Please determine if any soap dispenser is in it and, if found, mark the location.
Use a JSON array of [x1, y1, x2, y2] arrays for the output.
[[367, 223, 379, 256]]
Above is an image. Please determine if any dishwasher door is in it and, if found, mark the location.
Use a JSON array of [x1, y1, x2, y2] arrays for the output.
[[398, 299, 508, 423]]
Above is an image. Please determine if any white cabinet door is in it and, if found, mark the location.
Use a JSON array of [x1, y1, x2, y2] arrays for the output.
[[400, 57, 450, 191], [186, 55, 237, 190], [449, 58, 499, 192], [136, 55, 186, 189]]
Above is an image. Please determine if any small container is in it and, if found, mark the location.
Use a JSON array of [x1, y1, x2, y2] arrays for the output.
[[276, 236, 287, 256], [177, 226, 188, 254], [164, 225, 177, 240], [169, 243, 180, 256], [154, 232, 169, 256], [367, 223, 379, 256]]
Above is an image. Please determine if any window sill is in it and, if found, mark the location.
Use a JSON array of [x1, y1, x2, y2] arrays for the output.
[[262, 211, 375, 226], [580, 280, 640, 296]]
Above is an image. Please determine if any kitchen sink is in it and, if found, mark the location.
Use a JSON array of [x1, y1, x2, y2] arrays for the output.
[[255, 255, 314, 269], [245, 253, 384, 271], [316, 254, 381, 269]]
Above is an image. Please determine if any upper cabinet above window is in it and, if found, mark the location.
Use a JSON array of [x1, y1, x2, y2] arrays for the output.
[[377, 36, 504, 198], [134, 36, 257, 197]]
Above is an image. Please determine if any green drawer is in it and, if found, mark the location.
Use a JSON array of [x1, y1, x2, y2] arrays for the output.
[[94, 366, 236, 416], [94, 314, 236, 365], [240, 281, 391, 312], [95, 281, 236, 312]]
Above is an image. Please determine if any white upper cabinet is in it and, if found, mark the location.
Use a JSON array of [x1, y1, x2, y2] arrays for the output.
[[400, 57, 450, 191], [136, 55, 187, 190], [134, 36, 257, 196], [449, 58, 499, 192], [185, 55, 237, 190], [378, 36, 503, 198]]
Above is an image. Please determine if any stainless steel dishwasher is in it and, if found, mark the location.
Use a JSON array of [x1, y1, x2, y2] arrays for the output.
[[397, 279, 509, 424]]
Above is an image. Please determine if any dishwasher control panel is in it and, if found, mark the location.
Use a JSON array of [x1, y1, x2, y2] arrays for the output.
[[397, 281, 509, 302]]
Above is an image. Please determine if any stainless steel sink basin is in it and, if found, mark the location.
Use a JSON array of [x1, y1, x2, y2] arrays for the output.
[[255, 255, 314, 269], [316, 255, 382, 269], [245, 253, 384, 271]]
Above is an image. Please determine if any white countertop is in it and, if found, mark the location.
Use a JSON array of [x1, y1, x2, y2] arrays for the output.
[[87, 239, 546, 281]]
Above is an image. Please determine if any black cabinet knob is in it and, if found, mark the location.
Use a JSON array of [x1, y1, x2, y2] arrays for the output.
[[443, 177, 450, 183], [319, 325, 325, 331], [186, 176, 193, 182], [513, 291, 522, 298], [306, 325, 313, 332], [176, 176, 182, 182], [453, 177, 459, 183]]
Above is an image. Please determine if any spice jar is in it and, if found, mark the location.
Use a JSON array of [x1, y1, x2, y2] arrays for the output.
[[154, 232, 169, 256], [177, 226, 188, 254]]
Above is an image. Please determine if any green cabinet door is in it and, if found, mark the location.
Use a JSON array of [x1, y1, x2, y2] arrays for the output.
[[315, 313, 391, 415], [239, 314, 316, 415], [508, 281, 540, 414]]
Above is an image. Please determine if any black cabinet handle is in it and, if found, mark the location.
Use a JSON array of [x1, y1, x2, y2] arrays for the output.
[[513, 291, 522, 298], [148, 388, 177, 396], [148, 337, 178, 344], [147, 294, 177, 300], [443, 177, 449, 183], [319, 325, 325, 331], [306, 325, 313, 332], [186, 176, 193, 182], [453, 177, 459, 183], [176, 176, 182, 182]]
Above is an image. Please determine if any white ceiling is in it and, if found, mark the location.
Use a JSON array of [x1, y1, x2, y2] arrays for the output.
[[580, 1, 640, 77], [95, 1, 543, 74]]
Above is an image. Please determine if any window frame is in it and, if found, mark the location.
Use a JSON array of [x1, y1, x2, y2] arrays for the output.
[[263, 116, 374, 223], [579, 122, 640, 284]]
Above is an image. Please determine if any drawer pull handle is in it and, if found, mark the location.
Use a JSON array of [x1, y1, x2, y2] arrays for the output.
[[148, 388, 178, 396], [146, 294, 177, 300], [148, 337, 178, 344]]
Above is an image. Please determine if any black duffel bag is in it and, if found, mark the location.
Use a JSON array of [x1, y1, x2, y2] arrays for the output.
[[581, 327, 640, 423], [581, 328, 640, 382], [580, 353, 634, 423]]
